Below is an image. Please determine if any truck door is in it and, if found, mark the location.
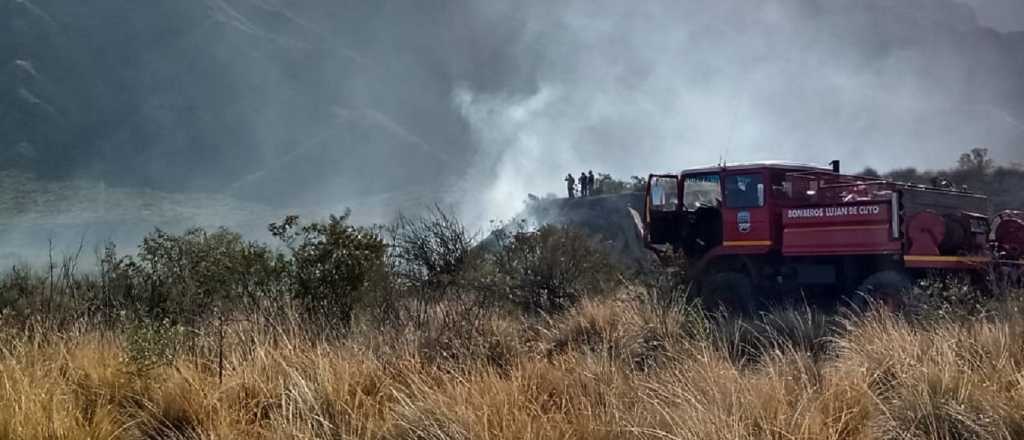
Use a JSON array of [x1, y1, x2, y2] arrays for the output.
[[721, 172, 773, 249], [644, 174, 682, 247]]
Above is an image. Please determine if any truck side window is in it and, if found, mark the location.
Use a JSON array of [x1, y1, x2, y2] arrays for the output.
[[772, 171, 790, 201], [725, 174, 765, 208]]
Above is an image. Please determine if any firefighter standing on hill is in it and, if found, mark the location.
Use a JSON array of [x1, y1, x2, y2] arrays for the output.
[[565, 173, 576, 198], [579, 172, 589, 197]]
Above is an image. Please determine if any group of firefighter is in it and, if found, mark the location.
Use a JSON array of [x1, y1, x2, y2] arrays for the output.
[[565, 170, 596, 199]]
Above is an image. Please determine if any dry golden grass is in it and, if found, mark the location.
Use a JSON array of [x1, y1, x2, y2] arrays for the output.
[[3, 296, 1024, 440]]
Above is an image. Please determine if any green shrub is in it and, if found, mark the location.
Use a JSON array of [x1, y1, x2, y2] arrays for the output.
[[489, 224, 621, 313], [129, 227, 285, 325], [124, 318, 190, 375], [592, 174, 645, 195], [270, 212, 387, 331], [883, 148, 1024, 211]]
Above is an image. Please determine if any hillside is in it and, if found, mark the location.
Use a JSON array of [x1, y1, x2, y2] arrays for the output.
[[513, 193, 655, 268], [3, 0, 1024, 208], [3, 0, 483, 195]]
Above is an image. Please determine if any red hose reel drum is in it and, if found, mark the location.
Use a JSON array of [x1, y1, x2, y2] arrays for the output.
[[995, 211, 1024, 260], [906, 211, 945, 255]]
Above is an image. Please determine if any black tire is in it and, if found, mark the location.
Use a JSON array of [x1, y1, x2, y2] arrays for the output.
[[846, 270, 913, 313], [700, 272, 756, 315]]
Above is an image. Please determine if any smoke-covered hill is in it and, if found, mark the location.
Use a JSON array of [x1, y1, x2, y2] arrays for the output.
[[480, 192, 657, 270], [3, 0, 492, 195], [4, 0, 1024, 209]]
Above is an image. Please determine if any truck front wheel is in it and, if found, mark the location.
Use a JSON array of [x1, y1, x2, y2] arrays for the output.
[[848, 270, 913, 313], [699, 272, 756, 315]]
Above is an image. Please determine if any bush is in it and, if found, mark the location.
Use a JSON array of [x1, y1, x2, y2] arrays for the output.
[[133, 227, 286, 325], [0, 229, 286, 329], [124, 318, 190, 375], [490, 224, 621, 313], [387, 205, 475, 298], [592, 174, 645, 195], [882, 148, 1024, 211], [270, 212, 387, 331], [0, 265, 59, 327]]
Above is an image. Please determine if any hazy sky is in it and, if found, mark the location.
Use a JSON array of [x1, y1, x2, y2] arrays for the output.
[[7, 0, 1024, 233], [960, 0, 1024, 31]]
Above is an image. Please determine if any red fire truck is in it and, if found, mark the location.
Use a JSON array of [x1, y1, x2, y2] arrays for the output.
[[640, 160, 1024, 311]]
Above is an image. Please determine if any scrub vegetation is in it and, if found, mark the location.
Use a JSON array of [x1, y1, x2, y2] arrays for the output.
[[872, 148, 1024, 212], [2, 202, 1024, 440]]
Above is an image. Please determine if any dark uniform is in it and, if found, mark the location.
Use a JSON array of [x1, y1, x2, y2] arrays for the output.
[[587, 171, 595, 196], [580, 172, 588, 197], [565, 173, 576, 198]]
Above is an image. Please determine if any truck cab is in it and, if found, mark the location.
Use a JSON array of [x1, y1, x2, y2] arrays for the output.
[[643, 161, 891, 312], [644, 161, 825, 260]]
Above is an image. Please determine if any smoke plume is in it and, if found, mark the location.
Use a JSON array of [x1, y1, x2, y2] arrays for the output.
[[452, 0, 1024, 224], [3, 0, 1024, 263]]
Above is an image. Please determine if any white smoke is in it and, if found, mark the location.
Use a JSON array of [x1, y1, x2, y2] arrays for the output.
[[453, 85, 572, 228], [450, 0, 1024, 227]]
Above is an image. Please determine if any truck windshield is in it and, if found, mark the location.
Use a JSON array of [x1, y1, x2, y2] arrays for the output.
[[649, 176, 679, 211], [683, 174, 722, 209]]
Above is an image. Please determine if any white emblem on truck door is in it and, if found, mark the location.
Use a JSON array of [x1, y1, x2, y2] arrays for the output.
[[738, 211, 751, 233]]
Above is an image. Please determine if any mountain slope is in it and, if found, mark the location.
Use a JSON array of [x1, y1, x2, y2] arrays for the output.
[[2, 0, 1023, 207]]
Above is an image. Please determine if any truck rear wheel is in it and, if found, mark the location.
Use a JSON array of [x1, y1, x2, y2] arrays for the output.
[[848, 270, 913, 313], [700, 272, 756, 315]]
